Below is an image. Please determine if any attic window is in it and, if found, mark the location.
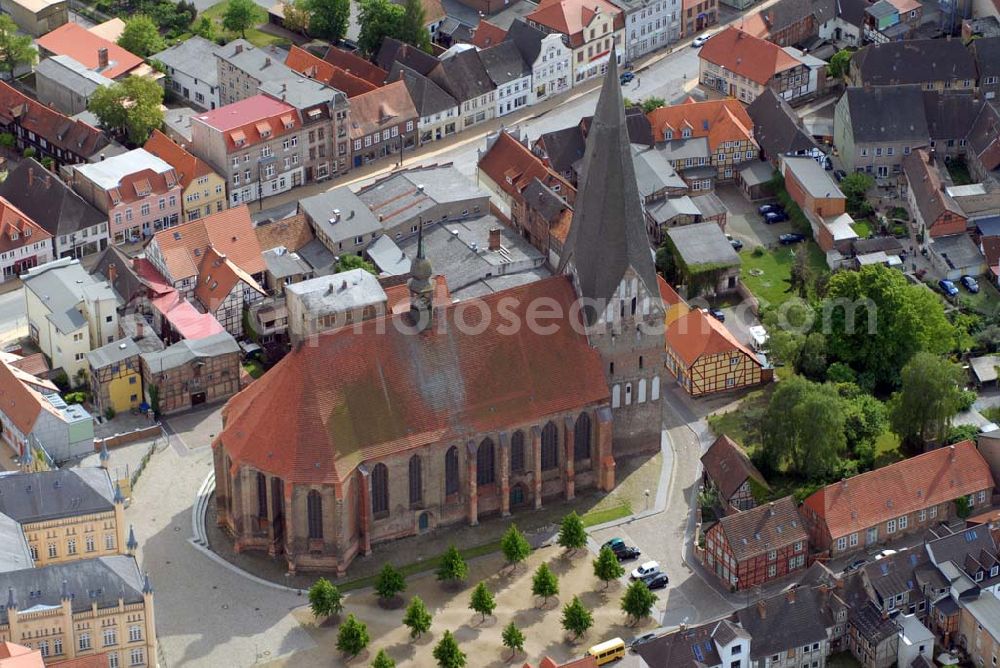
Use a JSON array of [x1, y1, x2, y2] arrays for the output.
[[280, 115, 295, 129], [194, 248, 201, 256], [173, 232, 181, 240], [24, 227, 30, 237], [682, 128, 692, 138], [665, 129, 673, 140], [9, 231, 17, 241], [307, 109, 322, 119]]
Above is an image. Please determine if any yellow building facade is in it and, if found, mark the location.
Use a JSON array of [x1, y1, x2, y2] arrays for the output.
[[88, 338, 144, 416], [181, 172, 227, 223]]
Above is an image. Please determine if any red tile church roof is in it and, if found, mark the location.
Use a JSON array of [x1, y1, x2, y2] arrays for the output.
[[215, 275, 610, 485]]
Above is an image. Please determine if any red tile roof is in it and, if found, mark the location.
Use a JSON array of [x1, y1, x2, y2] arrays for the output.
[[647, 98, 756, 151], [193, 246, 265, 312], [0, 196, 52, 255], [478, 131, 575, 203], [254, 214, 313, 253], [36, 22, 143, 79], [216, 275, 610, 485], [666, 307, 759, 368], [324, 47, 389, 86], [471, 20, 508, 48], [527, 0, 623, 47], [150, 290, 226, 341], [0, 82, 107, 159], [149, 205, 265, 282], [384, 275, 449, 314], [0, 358, 59, 438], [5, 352, 49, 377], [701, 434, 768, 501], [715, 495, 808, 561], [194, 95, 300, 152], [0, 642, 44, 668], [286, 46, 378, 98], [699, 26, 803, 86], [143, 130, 216, 191], [348, 80, 418, 140], [802, 440, 993, 540]]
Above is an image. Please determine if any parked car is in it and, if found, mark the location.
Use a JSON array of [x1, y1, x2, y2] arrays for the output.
[[692, 34, 711, 47], [630, 633, 657, 651], [823, 155, 833, 170], [616, 546, 641, 561], [779, 233, 806, 245], [758, 203, 783, 215], [603, 538, 626, 553], [844, 558, 867, 574], [630, 561, 660, 580], [708, 308, 725, 322], [764, 211, 789, 224], [620, 71, 635, 84], [834, 169, 847, 182], [644, 573, 670, 590], [874, 549, 898, 561], [726, 234, 743, 251], [938, 279, 959, 297], [961, 275, 980, 293]]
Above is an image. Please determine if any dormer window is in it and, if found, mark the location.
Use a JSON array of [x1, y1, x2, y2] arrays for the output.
[[992, 566, 998, 577], [9, 231, 17, 241], [976, 571, 984, 582], [682, 128, 692, 138], [23, 227, 30, 237], [665, 129, 673, 140]]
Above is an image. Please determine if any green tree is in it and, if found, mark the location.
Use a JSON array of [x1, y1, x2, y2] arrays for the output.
[[531, 563, 559, 604], [0, 14, 35, 78], [955, 495, 972, 519], [824, 265, 956, 391], [828, 49, 853, 78], [399, 0, 430, 50], [194, 15, 217, 41], [336, 254, 377, 274], [826, 362, 857, 384], [436, 545, 468, 584], [433, 630, 466, 668], [889, 352, 964, 447], [88, 75, 165, 146], [502, 621, 525, 658], [222, 0, 263, 38], [620, 579, 657, 625], [557, 512, 587, 553], [947, 423, 980, 445], [117, 16, 165, 57], [840, 172, 875, 216], [308, 0, 351, 40], [357, 0, 405, 55], [797, 332, 828, 380], [560, 596, 593, 639], [0, 132, 13, 149], [336, 614, 370, 657], [469, 581, 496, 621], [402, 595, 432, 639], [371, 649, 396, 668], [374, 564, 406, 602], [762, 375, 846, 479], [840, 389, 887, 459], [641, 97, 666, 113], [282, 0, 312, 34], [789, 244, 814, 298], [501, 524, 531, 568], [308, 577, 343, 619], [593, 545, 625, 589]]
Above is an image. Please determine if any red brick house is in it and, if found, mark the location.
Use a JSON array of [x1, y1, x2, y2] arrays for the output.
[[801, 441, 993, 558], [903, 149, 968, 239], [702, 495, 809, 590], [701, 434, 769, 513]]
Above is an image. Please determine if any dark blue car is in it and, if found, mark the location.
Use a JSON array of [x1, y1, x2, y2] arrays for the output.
[[765, 211, 789, 224], [620, 71, 635, 84], [939, 279, 959, 297]]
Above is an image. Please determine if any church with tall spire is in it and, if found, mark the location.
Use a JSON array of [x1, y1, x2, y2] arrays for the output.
[[210, 54, 665, 575], [560, 49, 667, 455]]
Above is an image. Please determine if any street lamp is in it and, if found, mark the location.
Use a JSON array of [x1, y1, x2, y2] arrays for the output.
[[644, 489, 651, 512]]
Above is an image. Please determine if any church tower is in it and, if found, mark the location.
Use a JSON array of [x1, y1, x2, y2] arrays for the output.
[[559, 50, 666, 456], [408, 221, 435, 332]]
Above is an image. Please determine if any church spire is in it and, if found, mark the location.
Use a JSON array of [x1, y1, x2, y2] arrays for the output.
[[408, 219, 434, 331], [558, 49, 660, 317]]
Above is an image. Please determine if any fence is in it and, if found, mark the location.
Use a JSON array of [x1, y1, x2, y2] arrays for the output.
[[94, 423, 163, 450]]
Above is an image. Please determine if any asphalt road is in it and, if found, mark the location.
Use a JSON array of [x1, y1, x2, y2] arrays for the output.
[[0, 289, 25, 328]]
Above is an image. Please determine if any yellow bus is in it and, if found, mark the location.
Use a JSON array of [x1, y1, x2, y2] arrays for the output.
[[588, 637, 626, 665]]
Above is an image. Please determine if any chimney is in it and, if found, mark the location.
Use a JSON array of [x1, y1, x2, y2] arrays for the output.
[[488, 227, 502, 251], [786, 588, 796, 603], [950, 444, 956, 461], [27, 167, 33, 188], [234, 44, 243, 55], [97, 47, 109, 70], [136, 320, 143, 337], [264, 57, 271, 67], [757, 599, 766, 619], [107, 263, 117, 284], [768, 501, 775, 516]]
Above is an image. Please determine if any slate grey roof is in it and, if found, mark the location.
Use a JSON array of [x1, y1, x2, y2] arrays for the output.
[[23, 260, 111, 333], [140, 332, 239, 371], [657, 136, 711, 161], [45, 305, 86, 334], [973, 36, 1000, 78], [850, 601, 899, 644], [163, 106, 198, 143], [429, 48, 495, 103], [0, 159, 105, 240], [366, 234, 411, 275], [842, 86, 929, 144], [853, 39, 978, 87], [838, 0, 868, 28], [151, 36, 219, 89], [759, 0, 836, 33], [668, 221, 741, 267], [388, 62, 457, 117], [263, 246, 312, 279], [632, 145, 686, 198], [636, 621, 724, 667], [505, 18, 548, 65], [297, 238, 337, 275], [299, 186, 382, 245], [479, 41, 530, 86], [375, 37, 439, 76], [737, 587, 830, 659], [0, 468, 115, 524], [356, 164, 486, 230], [36, 56, 112, 97], [863, 549, 928, 603], [536, 125, 586, 177], [522, 178, 570, 224], [87, 337, 141, 370], [213, 39, 292, 84], [259, 77, 345, 112], [558, 53, 660, 309], [285, 269, 386, 316], [865, 1, 897, 20], [0, 555, 144, 624], [966, 102, 1000, 176], [90, 245, 149, 306], [747, 88, 819, 160], [927, 525, 997, 569], [923, 91, 982, 142], [0, 513, 33, 574]]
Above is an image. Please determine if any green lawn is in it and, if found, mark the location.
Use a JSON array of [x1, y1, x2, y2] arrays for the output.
[[199, 2, 291, 49], [739, 243, 828, 308], [242, 360, 265, 378], [581, 501, 632, 527], [338, 540, 502, 592], [946, 157, 974, 186], [958, 280, 1000, 318], [850, 220, 872, 238], [827, 652, 863, 668]]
